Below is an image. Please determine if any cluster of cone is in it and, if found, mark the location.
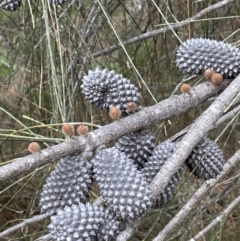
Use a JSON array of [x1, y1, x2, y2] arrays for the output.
[[38, 67, 225, 240], [0, 0, 68, 12]]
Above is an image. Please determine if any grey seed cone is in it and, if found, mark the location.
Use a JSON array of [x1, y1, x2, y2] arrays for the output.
[[142, 141, 183, 207], [99, 207, 121, 241], [48, 203, 120, 241], [39, 155, 93, 215], [115, 129, 156, 169], [1, 0, 21, 11], [81, 68, 141, 115], [92, 147, 153, 220], [186, 137, 225, 180], [176, 38, 240, 78]]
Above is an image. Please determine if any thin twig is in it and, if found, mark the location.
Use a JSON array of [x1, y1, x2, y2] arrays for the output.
[[170, 101, 240, 142], [188, 194, 240, 241], [0, 214, 48, 240], [91, 0, 234, 57], [153, 150, 240, 241], [191, 175, 240, 217], [35, 234, 51, 241]]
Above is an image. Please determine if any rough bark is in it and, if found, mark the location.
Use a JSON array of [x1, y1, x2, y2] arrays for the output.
[[0, 81, 221, 182]]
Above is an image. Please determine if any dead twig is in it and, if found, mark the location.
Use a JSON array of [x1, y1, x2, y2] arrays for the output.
[[91, 0, 234, 58]]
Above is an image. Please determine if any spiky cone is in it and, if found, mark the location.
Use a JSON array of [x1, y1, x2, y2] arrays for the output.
[[92, 147, 153, 220], [115, 129, 156, 169], [176, 38, 240, 78], [62, 123, 74, 138], [141, 141, 184, 207], [185, 137, 225, 180], [48, 203, 121, 241], [28, 142, 41, 153], [39, 155, 93, 215], [81, 68, 141, 115], [77, 124, 89, 136], [98, 207, 121, 241], [0, 0, 21, 11]]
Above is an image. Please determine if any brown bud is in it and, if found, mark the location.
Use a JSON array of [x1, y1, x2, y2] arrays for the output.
[[127, 102, 137, 113], [109, 106, 121, 121], [77, 124, 89, 136], [211, 73, 223, 85], [180, 83, 191, 94], [28, 142, 41, 153], [62, 123, 74, 138], [204, 68, 215, 80]]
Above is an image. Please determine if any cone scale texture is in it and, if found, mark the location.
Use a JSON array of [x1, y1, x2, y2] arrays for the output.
[[142, 141, 183, 207], [186, 137, 225, 180], [39, 155, 93, 215], [115, 129, 156, 169], [48, 203, 121, 241], [81, 68, 141, 115], [176, 38, 240, 78], [92, 147, 153, 220], [0, 0, 21, 11]]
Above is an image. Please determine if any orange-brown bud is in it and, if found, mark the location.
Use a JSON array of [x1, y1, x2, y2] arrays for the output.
[[204, 68, 215, 80], [211, 73, 223, 85], [77, 124, 89, 136], [28, 142, 41, 153], [62, 123, 74, 138], [127, 102, 137, 113], [109, 106, 121, 121], [180, 83, 191, 94]]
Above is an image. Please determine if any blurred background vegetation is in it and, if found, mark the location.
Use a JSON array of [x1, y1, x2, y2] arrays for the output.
[[0, 0, 240, 240]]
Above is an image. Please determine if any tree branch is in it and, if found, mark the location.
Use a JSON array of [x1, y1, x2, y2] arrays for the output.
[[2, 98, 239, 240], [150, 77, 240, 197], [0, 214, 48, 240], [1, 76, 238, 240], [91, 0, 234, 58], [170, 100, 240, 142], [116, 76, 240, 240], [190, 174, 240, 217], [0, 81, 222, 182], [152, 149, 240, 241], [188, 194, 240, 241], [1, 98, 238, 240]]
